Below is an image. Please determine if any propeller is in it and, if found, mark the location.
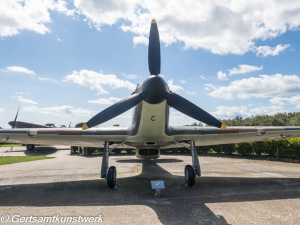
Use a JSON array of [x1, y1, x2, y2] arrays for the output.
[[82, 93, 144, 130], [165, 93, 226, 129], [11, 107, 20, 129], [148, 19, 161, 76], [82, 19, 226, 130]]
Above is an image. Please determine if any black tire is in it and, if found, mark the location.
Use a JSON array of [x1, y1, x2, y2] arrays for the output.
[[26, 144, 35, 151], [185, 165, 195, 187], [107, 166, 117, 189]]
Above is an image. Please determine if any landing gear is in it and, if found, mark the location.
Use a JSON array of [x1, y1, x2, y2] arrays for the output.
[[107, 166, 117, 189], [26, 144, 35, 151], [185, 165, 195, 187], [184, 140, 201, 187], [101, 142, 117, 189]]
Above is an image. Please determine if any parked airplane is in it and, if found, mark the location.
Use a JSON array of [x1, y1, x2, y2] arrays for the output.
[[1, 20, 300, 189], [3, 108, 69, 150], [8, 121, 49, 129], [7, 108, 48, 129]]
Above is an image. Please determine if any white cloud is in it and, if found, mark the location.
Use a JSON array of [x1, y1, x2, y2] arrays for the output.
[[74, 0, 300, 55], [74, 0, 139, 30], [169, 112, 189, 120], [38, 77, 58, 82], [63, 69, 136, 94], [22, 105, 96, 117], [133, 36, 148, 46], [0, 108, 4, 112], [0, 0, 75, 37], [228, 64, 263, 76], [254, 44, 290, 57], [88, 97, 122, 104], [210, 105, 287, 119], [204, 84, 216, 91], [217, 65, 263, 81], [122, 73, 138, 79], [12, 96, 37, 105], [249, 105, 287, 115], [270, 95, 300, 108], [167, 79, 184, 92], [15, 92, 23, 94], [56, 35, 62, 42], [217, 71, 227, 80], [180, 80, 186, 84], [185, 91, 196, 95], [211, 106, 251, 119], [3, 66, 35, 76], [199, 75, 206, 80], [208, 74, 300, 100]]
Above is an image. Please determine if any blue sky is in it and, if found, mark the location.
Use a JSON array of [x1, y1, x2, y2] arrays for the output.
[[1, 0, 300, 128]]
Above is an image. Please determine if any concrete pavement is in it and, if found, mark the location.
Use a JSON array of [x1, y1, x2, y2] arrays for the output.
[[0, 146, 299, 224]]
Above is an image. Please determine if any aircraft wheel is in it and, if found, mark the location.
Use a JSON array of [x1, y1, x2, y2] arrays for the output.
[[26, 144, 35, 151], [185, 165, 195, 187], [107, 166, 117, 189]]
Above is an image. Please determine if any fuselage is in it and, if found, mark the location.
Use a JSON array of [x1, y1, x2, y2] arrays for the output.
[[126, 75, 173, 159]]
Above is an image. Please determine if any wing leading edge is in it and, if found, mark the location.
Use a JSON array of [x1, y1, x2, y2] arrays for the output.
[[0, 127, 132, 148], [168, 126, 300, 147]]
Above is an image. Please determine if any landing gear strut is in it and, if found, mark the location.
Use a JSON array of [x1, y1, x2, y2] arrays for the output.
[[101, 142, 117, 189], [26, 144, 35, 151], [176, 140, 201, 187]]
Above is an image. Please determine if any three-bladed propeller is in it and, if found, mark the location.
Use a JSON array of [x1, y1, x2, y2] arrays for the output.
[[82, 20, 226, 130]]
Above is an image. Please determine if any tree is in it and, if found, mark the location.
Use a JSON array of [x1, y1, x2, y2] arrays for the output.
[[75, 122, 86, 128], [45, 123, 55, 128], [113, 124, 120, 126], [185, 122, 204, 126]]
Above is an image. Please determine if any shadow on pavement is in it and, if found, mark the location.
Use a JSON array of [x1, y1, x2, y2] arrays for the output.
[[1, 159, 300, 224]]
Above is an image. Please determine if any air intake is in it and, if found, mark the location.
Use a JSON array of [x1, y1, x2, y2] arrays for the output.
[[139, 149, 159, 156], [145, 141, 156, 145]]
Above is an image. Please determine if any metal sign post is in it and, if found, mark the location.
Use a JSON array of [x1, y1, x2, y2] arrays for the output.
[[151, 180, 165, 197]]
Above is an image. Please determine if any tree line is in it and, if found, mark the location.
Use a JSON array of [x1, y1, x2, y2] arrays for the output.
[[184, 112, 300, 160]]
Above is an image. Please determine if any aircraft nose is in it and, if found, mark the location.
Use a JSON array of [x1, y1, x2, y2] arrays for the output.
[[142, 75, 168, 104]]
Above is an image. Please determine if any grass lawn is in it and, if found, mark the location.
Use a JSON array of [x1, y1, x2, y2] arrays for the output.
[[0, 156, 55, 165], [0, 144, 22, 147]]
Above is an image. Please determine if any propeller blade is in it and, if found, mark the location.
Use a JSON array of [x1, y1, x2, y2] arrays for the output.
[[148, 19, 161, 76], [12, 106, 20, 129], [165, 92, 227, 129], [82, 92, 144, 130]]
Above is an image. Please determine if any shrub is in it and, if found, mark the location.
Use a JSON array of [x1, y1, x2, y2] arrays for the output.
[[237, 142, 253, 156]]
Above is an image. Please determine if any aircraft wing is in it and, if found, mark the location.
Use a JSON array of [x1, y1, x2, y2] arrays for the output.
[[168, 126, 300, 147], [8, 121, 49, 128], [0, 127, 133, 148]]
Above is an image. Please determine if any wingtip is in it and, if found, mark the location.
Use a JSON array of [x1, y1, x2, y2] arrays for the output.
[[151, 19, 156, 24], [82, 124, 89, 130], [220, 124, 227, 130]]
